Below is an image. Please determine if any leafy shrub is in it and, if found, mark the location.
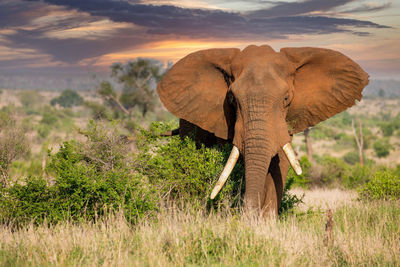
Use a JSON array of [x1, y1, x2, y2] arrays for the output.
[[373, 139, 391, 158], [0, 114, 29, 187], [315, 156, 349, 187], [342, 164, 374, 189], [0, 121, 158, 226], [342, 151, 367, 165], [40, 111, 58, 125], [18, 90, 42, 109], [279, 176, 304, 215], [343, 151, 359, 165], [0, 176, 55, 224], [379, 122, 394, 137], [287, 156, 312, 188], [358, 170, 400, 200], [135, 121, 244, 207], [36, 124, 52, 139], [85, 101, 111, 120], [50, 89, 83, 108]]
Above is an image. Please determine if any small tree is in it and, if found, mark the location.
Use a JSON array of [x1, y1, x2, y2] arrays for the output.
[[380, 122, 394, 137], [373, 139, 391, 158], [109, 59, 163, 117], [97, 81, 129, 115], [0, 114, 29, 187], [50, 89, 83, 108], [18, 90, 42, 109]]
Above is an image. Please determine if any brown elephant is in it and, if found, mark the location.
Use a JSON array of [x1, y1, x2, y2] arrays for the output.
[[157, 45, 368, 216]]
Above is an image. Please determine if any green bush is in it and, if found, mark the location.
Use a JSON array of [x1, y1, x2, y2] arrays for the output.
[[358, 170, 400, 200], [279, 176, 304, 215], [40, 111, 58, 125], [315, 156, 349, 187], [36, 124, 52, 139], [380, 122, 394, 137], [343, 151, 360, 165], [85, 101, 111, 120], [18, 90, 42, 109], [135, 121, 244, 207], [0, 121, 158, 226], [373, 139, 391, 158], [342, 164, 374, 189], [50, 89, 83, 108], [0, 176, 55, 224], [287, 156, 312, 188]]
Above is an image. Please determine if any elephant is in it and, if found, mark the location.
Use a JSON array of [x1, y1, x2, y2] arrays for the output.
[[157, 44, 369, 216]]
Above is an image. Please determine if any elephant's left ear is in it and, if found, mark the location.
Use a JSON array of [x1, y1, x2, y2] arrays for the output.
[[281, 47, 369, 134]]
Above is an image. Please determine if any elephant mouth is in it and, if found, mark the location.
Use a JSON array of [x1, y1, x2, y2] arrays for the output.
[[210, 142, 301, 199]]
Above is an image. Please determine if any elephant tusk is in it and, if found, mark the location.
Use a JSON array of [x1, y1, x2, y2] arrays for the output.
[[282, 143, 302, 175], [210, 146, 240, 200]]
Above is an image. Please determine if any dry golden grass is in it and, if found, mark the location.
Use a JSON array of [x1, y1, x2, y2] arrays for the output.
[[290, 187, 357, 211], [0, 189, 398, 266]]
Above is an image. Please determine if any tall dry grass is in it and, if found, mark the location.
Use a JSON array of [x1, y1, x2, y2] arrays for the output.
[[0, 189, 398, 266]]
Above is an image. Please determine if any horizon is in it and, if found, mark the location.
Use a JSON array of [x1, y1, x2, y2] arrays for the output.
[[0, 0, 399, 80]]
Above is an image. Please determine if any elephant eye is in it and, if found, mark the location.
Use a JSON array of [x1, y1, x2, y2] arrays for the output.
[[284, 93, 291, 107]]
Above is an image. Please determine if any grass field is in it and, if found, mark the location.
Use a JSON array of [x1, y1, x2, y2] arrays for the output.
[[0, 189, 398, 266]]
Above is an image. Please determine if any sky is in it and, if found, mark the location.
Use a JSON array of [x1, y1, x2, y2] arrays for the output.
[[0, 0, 399, 79]]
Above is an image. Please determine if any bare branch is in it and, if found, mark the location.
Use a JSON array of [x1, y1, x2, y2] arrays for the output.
[[352, 119, 364, 165], [105, 95, 130, 115]]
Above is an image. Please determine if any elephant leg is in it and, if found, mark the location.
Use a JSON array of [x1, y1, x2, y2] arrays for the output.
[[262, 172, 278, 217], [262, 150, 290, 216]]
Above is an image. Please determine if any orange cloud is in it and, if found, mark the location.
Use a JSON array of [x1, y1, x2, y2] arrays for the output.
[[87, 39, 249, 66]]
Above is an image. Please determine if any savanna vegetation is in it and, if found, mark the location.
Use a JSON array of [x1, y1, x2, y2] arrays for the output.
[[0, 60, 399, 265]]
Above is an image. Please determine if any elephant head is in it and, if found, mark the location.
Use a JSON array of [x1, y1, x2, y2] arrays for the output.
[[157, 45, 368, 215]]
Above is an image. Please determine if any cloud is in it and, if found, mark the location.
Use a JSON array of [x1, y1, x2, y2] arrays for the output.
[[0, 0, 392, 69], [36, 0, 388, 38], [247, 0, 353, 18], [340, 2, 392, 13], [7, 27, 154, 63]]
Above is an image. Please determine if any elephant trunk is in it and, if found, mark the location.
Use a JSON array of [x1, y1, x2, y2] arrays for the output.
[[243, 132, 273, 210], [241, 108, 290, 211]]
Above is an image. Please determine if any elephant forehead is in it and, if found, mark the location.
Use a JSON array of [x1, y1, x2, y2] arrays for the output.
[[232, 48, 293, 78]]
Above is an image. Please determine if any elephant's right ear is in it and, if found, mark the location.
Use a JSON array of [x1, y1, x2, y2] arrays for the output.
[[157, 48, 240, 140], [281, 47, 369, 134]]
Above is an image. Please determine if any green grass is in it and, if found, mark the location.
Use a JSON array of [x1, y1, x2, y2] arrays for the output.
[[0, 196, 398, 266]]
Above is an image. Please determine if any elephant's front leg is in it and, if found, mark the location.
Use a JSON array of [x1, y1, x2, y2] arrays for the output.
[[262, 150, 290, 216]]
